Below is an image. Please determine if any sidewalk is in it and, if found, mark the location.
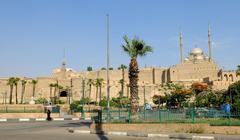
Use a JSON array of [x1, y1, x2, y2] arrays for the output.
[[68, 127, 240, 140]]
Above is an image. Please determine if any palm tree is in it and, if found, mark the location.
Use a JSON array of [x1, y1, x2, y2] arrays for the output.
[[7, 77, 15, 104], [31, 80, 38, 97], [118, 64, 127, 97], [20, 80, 27, 104], [49, 83, 55, 101], [14, 78, 20, 104], [87, 79, 94, 105], [95, 78, 104, 104], [121, 35, 153, 113], [58, 85, 64, 97]]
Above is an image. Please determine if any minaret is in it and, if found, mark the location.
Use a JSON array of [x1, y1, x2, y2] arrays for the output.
[[180, 31, 184, 63], [61, 48, 66, 71], [61, 48, 67, 79], [208, 24, 212, 62]]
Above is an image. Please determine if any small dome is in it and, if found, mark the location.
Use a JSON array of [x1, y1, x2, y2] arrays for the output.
[[190, 48, 203, 55]]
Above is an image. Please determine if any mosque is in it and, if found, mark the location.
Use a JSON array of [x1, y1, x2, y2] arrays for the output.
[[0, 26, 239, 105]]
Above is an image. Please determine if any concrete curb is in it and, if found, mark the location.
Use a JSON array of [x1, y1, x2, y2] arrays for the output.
[[0, 117, 91, 122], [68, 129, 216, 140]]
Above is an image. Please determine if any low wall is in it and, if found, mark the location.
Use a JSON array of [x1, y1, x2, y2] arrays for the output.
[[90, 123, 240, 135], [0, 113, 59, 118]]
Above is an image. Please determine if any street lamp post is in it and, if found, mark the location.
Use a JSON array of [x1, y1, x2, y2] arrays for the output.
[[106, 14, 110, 122]]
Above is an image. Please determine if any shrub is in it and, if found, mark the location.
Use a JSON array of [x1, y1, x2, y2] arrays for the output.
[[35, 98, 48, 104], [70, 101, 82, 112]]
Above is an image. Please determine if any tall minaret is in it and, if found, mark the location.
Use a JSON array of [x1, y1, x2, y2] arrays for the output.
[[61, 48, 66, 70], [208, 24, 212, 62], [61, 48, 67, 79], [180, 31, 184, 63]]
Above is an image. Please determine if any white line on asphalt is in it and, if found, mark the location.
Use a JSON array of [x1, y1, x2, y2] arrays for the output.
[[148, 134, 169, 138], [19, 118, 30, 122], [74, 130, 91, 134], [107, 131, 127, 136], [0, 119, 7, 122], [192, 136, 215, 139], [72, 118, 79, 120], [53, 118, 64, 121], [35, 118, 46, 121]]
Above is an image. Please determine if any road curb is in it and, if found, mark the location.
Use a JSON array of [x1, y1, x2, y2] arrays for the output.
[[107, 131, 127, 136], [0, 117, 91, 122], [148, 133, 169, 138], [192, 135, 215, 140], [69, 129, 217, 140]]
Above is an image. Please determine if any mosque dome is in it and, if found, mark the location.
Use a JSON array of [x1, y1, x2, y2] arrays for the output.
[[190, 48, 203, 55], [196, 55, 204, 60]]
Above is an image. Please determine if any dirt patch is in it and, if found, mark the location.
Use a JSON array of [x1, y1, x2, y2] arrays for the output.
[[90, 123, 240, 135]]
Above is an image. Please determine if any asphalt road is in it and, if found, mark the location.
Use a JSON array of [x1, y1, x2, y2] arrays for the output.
[[0, 121, 167, 140]]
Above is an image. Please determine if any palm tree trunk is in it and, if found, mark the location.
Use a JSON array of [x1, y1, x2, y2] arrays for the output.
[[21, 85, 25, 104], [33, 85, 35, 97], [129, 58, 139, 114], [9, 86, 13, 104], [121, 68, 125, 97], [50, 87, 52, 100], [54, 87, 56, 97], [88, 85, 91, 108], [15, 84, 18, 104], [99, 86, 102, 103], [95, 86, 98, 105]]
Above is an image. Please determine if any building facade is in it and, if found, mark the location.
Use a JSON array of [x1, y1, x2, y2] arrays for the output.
[[0, 26, 239, 105]]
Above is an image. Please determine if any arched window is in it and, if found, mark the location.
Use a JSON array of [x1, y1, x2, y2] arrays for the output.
[[229, 74, 234, 82], [224, 74, 228, 81]]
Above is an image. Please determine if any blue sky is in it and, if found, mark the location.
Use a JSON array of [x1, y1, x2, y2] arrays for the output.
[[0, 0, 239, 77]]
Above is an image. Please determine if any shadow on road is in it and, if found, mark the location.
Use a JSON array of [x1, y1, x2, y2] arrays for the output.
[[59, 121, 92, 128]]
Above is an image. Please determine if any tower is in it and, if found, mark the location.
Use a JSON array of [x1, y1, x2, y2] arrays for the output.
[[208, 24, 212, 62], [180, 31, 184, 63], [61, 48, 66, 70]]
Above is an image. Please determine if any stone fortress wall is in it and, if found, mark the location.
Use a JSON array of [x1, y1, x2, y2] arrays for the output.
[[0, 64, 239, 105]]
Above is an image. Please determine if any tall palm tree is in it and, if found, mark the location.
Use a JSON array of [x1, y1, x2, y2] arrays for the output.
[[87, 79, 94, 104], [53, 83, 58, 97], [49, 83, 55, 100], [121, 35, 153, 113], [20, 80, 27, 104], [31, 80, 38, 97], [118, 64, 127, 97], [95, 78, 104, 103], [7, 77, 15, 104], [14, 78, 20, 104], [58, 85, 63, 97]]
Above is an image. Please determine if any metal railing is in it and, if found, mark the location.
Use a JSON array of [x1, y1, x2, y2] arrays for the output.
[[91, 107, 240, 126]]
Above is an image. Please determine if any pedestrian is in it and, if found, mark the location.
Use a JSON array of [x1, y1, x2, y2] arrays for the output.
[[47, 109, 52, 121]]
